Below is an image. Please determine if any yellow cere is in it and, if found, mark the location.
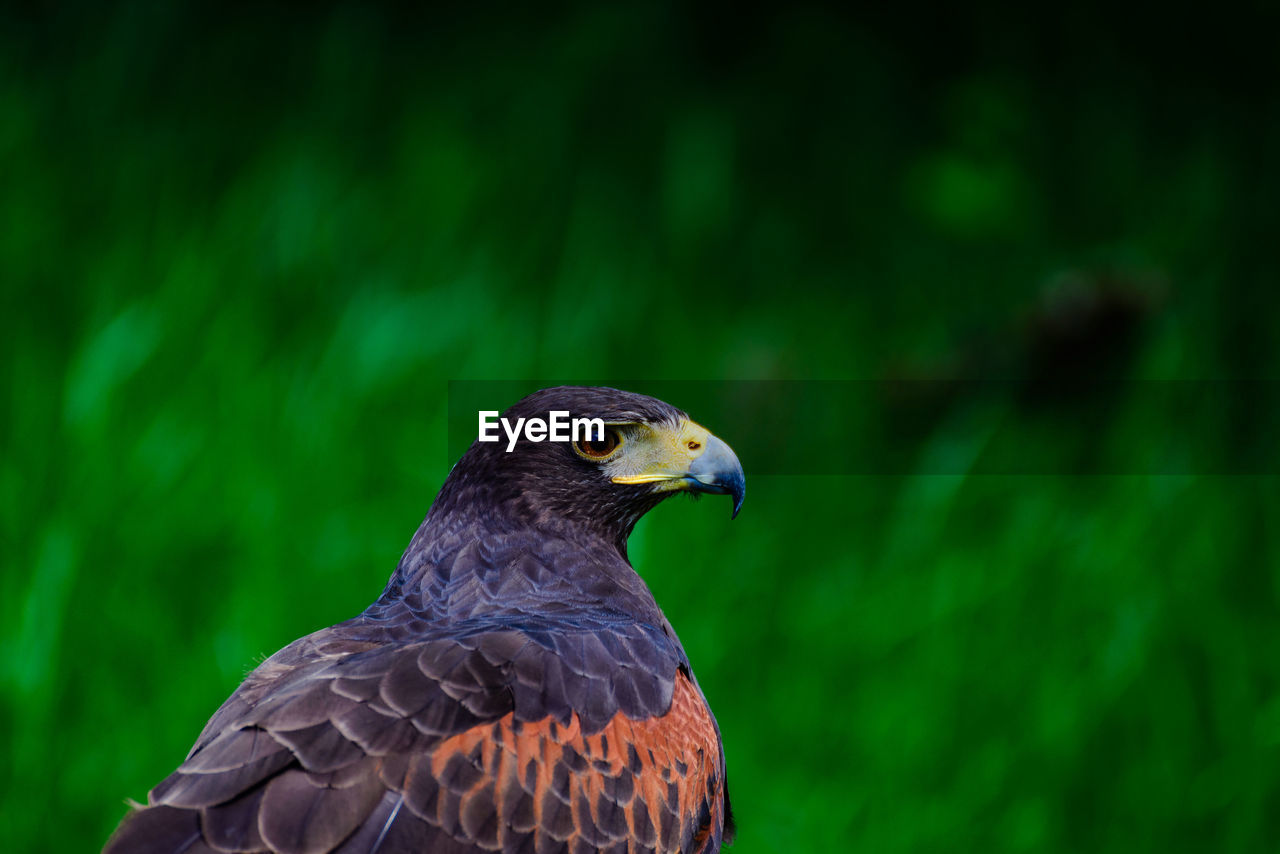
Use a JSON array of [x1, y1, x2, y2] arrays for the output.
[[608, 419, 714, 491]]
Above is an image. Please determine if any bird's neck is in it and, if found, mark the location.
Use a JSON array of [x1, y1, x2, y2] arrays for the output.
[[379, 505, 663, 627]]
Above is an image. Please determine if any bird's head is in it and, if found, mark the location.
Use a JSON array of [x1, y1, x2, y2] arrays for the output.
[[435, 386, 745, 546]]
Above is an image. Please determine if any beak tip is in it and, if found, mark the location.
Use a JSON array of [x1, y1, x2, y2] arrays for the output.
[[684, 433, 745, 521]]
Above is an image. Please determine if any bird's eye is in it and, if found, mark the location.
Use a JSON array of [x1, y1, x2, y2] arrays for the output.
[[574, 428, 621, 459]]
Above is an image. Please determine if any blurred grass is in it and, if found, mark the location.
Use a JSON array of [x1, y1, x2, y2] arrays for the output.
[[2, 2, 1280, 851]]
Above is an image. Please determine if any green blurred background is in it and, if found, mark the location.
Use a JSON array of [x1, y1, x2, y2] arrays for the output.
[[4, 2, 1280, 851]]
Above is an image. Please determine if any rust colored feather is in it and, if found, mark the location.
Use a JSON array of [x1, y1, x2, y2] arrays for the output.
[[412, 672, 724, 853]]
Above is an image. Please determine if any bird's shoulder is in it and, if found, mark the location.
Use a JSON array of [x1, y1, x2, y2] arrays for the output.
[[112, 616, 725, 853]]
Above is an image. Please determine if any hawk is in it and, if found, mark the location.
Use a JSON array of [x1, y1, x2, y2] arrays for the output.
[[107, 386, 743, 854]]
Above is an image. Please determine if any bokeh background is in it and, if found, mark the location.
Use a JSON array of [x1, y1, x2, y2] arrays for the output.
[[4, 2, 1280, 851]]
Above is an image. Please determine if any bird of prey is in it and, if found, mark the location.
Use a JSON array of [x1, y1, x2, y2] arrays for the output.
[[106, 386, 744, 854]]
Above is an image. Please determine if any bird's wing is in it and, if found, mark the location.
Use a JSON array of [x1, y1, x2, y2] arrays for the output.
[[105, 625, 728, 854]]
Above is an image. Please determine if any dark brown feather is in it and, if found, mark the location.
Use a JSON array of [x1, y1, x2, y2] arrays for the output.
[[257, 765, 384, 854], [200, 784, 268, 852]]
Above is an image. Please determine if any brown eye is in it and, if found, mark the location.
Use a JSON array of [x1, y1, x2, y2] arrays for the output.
[[575, 428, 621, 459]]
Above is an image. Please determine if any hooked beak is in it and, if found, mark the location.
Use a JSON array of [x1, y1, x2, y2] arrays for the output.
[[686, 433, 746, 519]]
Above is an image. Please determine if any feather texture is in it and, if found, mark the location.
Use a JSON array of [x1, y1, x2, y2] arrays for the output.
[[105, 387, 733, 853]]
